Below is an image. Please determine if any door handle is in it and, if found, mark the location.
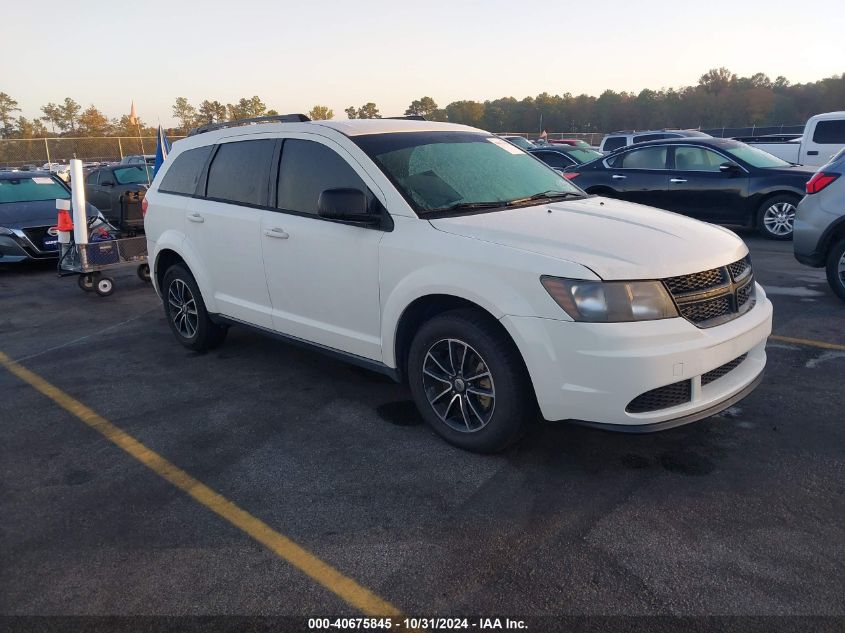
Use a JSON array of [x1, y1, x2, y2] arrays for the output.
[[670, 178, 687, 183], [611, 174, 627, 180], [263, 227, 289, 239], [807, 150, 819, 156], [187, 212, 204, 223]]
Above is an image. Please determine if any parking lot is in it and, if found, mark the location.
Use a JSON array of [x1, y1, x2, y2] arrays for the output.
[[1, 233, 843, 626]]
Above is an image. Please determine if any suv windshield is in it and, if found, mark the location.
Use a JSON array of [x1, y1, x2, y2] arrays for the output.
[[114, 166, 153, 185], [353, 131, 582, 214], [724, 144, 791, 168], [0, 176, 69, 203]]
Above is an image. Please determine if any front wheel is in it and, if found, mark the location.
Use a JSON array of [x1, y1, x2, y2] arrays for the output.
[[757, 195, 798, 240], [407, 309, 535, 453], [826, 238, 845, 302], [162, 264, 227, 351]]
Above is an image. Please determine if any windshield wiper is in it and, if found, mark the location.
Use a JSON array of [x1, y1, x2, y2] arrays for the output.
[[425, 201, 508, 214], [504, 190, 585, 205]]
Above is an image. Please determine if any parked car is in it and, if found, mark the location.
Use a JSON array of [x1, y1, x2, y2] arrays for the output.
[[499, 135, 535, 150], [121, 154, 156, 166], [0, 171, 98, 262], [529, 145, 603, 170], [84, 164, 152, 232], [565, 138, 814, 239], [41, 162, 71, 182], [794, 147, 845, 300], [599, 129, 710, 153], [547, 138, 593, 149], [743, 112, 845, 167], [145, 116, 772, 453]]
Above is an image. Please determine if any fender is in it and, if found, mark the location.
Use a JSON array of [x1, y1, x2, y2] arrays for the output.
[[380, 264, 575, 368], [152, 230, 220, 314]]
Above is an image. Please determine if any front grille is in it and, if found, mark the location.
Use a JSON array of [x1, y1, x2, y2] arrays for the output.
[[626, 380, 692, 413], [21, 225, 58, 254], [663, 256, 755, 328], [664, 267, 727, 294], [701, 353, 748, 386]]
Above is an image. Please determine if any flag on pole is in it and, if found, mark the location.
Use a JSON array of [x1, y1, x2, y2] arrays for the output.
[[153, 125, 171, 178]]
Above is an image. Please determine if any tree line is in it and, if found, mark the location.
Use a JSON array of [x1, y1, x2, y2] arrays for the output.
[[2, 69, 843, 141]]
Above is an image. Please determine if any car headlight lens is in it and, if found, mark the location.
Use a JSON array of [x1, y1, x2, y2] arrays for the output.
[[541, 276, 678, 322]]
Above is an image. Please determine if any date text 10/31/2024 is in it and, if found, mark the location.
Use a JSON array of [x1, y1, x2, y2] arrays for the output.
[[307, 618, 528, 630]]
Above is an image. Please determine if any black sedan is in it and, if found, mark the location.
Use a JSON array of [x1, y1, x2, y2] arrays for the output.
[[0, 171, 98, 263], [84, 164, 152, 233], [529, 145, 603, 171], [564, 138, 815, 239]]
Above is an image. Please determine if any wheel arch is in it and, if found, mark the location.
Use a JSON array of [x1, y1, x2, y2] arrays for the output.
[[151, 239, 218, 313], [391, 294, 524, 383]]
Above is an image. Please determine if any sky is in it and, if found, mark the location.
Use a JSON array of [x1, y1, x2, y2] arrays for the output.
[[3, 0, 844, 127]]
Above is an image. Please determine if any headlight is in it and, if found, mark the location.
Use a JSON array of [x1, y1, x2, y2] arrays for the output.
[[541, 276, 678, 322]]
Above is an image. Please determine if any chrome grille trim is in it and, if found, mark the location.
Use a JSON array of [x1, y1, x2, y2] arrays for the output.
[[663, 256, 755, 328]]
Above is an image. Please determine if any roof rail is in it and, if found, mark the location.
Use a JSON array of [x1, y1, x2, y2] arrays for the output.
[[187, 114, 311, 136], [384, 115, 426, 121]]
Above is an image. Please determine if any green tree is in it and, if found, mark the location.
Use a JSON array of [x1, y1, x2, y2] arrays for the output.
[[444, 100, 485, 126], [345, 103, 381, 119], [60, 97, 81, 134], [0, 92, 21, 137], [197, 99, 227, 124], [172, 97, 198, 134], [404, 96, 438, 117], [227, 96, 267, 120], [12, 116, 48, 139], [40, 102, 62, 133], [308, 105, 333, 120]]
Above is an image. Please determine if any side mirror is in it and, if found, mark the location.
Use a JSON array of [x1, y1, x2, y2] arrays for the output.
[[317, 188, 379, 226], [719, 162, 741, 175]]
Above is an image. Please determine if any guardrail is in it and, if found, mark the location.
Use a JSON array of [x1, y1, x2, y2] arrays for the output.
[[0, 136, 186, 169]]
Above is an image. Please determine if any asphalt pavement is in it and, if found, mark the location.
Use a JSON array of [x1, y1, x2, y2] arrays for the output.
[[1, 232, 843, 631]]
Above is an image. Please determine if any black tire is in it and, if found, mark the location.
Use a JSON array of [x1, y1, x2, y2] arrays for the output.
[[94, 276, 114, 297], [825, 238, 845, 302], [161, 263, 227, 351], [756, 194, 799, 240], [137, 263, 151, 282], [78, 273, 96, 292], [407, 308, 535, 453]]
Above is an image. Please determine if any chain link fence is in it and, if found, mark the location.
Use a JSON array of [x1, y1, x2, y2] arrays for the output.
[[0, 136, 186, 169]]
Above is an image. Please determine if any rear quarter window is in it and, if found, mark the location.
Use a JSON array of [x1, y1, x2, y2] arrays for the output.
[[812, 120, 845, 144], [158, 145, 214, 196], [602, 136, 627, 152]]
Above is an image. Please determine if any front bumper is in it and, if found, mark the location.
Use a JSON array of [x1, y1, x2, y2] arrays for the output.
[[501, 284, 773, 428], [0, 232, 58, 263]]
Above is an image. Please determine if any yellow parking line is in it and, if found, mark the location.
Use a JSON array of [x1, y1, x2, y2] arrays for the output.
[[0, 350, 402, 617], [769, 335, 845, 352]]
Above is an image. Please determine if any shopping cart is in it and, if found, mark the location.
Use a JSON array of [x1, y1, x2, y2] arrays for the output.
[[58, 233, 151, 296]]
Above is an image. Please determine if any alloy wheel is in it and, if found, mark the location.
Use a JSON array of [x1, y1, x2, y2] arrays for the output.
[[763, 202, 796, 237], [839, 251, 845, 287], [422, 338, 496, 433], [168, 279, 198, 339]]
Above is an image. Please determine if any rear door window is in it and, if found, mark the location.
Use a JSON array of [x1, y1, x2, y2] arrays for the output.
[[602, 136, 627, 152], [158, 145, 214, 196], [812, 120, 845, 144], [277, 139, 367, 215], [612, 147, 668, 170], [205, 140, 276, 206]]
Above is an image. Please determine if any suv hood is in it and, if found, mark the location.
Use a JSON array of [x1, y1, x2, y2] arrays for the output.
[[428, 196, 748, 280]]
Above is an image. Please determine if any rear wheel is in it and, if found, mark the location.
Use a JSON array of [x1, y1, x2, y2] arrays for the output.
[[94, 276, 114, 297], [78, 273, 96, 292], [162, 263, 227, 351], [407, 309, 535, 453], [757, 195, 798, 240], [825, 238, 845, 302]]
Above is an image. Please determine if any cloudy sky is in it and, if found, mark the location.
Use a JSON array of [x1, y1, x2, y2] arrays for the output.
[[3, 0, 843, 125]]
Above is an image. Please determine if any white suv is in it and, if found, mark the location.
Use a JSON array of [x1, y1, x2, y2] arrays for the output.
[[144, 116, 773, 452]]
